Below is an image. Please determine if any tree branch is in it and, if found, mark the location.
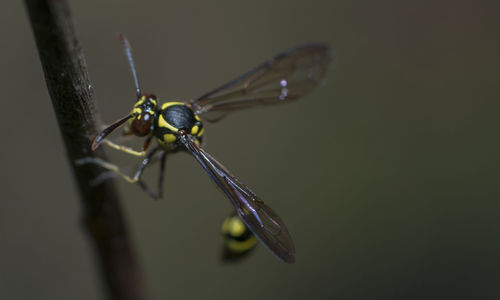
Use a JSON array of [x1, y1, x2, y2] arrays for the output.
[[25, 0, 146, 299]]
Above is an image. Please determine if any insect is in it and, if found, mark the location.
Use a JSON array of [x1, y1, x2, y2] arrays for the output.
[[78, 34, 332, 263], [221, 212, 258, 262]]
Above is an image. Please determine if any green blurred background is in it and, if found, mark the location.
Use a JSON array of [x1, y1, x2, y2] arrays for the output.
[[1, 0, 500, 299]]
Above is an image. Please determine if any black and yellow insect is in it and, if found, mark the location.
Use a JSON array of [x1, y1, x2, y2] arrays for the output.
[[221, 212, 258, 262], [78, 34, 332, 263]]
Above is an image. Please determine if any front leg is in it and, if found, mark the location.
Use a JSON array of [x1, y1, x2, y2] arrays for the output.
[[101, 135, 153, 157], [76, 147, 161, 183]]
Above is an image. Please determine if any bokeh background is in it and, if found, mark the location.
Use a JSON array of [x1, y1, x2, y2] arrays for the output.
[[2, 0, 500, 299]]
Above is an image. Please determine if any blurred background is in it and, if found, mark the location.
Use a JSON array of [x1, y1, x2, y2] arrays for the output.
[[1, 0, 500, 299]]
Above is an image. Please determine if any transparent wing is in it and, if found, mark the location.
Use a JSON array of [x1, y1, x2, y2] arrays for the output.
[[179, 133, 295, 263], [190, 43, 333, 119]]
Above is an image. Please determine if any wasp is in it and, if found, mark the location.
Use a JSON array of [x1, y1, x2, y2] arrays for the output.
[[78, 34, 332, 263]]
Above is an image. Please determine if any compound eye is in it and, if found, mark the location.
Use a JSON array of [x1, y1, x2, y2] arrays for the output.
[[131, 113, 152, 136], [145, 94, 157, 101]]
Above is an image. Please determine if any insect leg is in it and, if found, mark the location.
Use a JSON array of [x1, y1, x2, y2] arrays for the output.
[[82, 163, 164, 200], [76, 147, 160, 183], [134, 150, 166, 200], [137, 180, 160, 200], [102, 139, 146, 156], [89, 170, 120, 186], [76, 157, 138, 182], [129, 147, 160, 182], [100, 135, 153, 157], [158, 152, 168, 199], [142, 135, 153, 153]]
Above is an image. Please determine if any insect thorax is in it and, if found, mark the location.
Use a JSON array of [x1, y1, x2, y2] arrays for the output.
[[154, 102, 204, 147]]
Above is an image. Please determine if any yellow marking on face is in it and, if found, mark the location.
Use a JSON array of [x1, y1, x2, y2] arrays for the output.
[[132, 107, 142, 115], [163, 133, 177, 143], [134, 98, 145, 107], [158, 114, 179, 132], [225, 236, 258, 253], [161, 101, 185, 110], [191, 125, 199, 135], [195, 115, 201, 121], [197, 127, 205, 137]]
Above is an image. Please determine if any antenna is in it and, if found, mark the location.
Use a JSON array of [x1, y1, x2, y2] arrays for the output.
[[91, 114, 135, 150], [118, 33, 142, 99]]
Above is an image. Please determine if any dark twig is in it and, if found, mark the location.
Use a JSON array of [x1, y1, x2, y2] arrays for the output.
[[25, 1, 146, 299]]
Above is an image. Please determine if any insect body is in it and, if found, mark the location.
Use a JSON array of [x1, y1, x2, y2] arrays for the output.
[[221, 212, 258, 262], [154, 102, 204, 147], [79, 33, 332, 263]]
